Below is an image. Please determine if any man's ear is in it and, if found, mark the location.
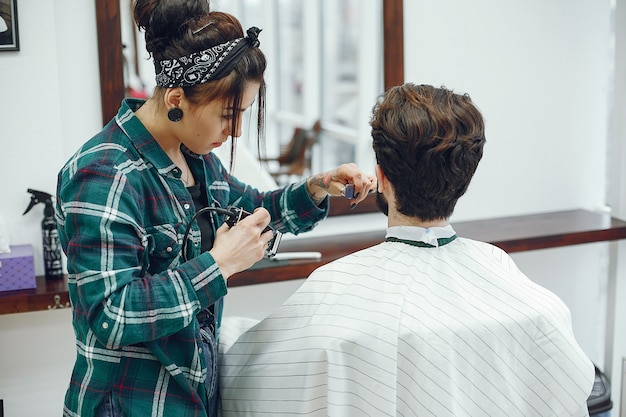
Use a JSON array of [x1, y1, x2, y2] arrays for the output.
[[375, 164, 387, 193]]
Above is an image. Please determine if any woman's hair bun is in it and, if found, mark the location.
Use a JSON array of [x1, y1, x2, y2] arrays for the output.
[[134, 0, 211, 53]]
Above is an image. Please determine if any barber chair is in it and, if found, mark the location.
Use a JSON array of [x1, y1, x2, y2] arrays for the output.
[[260, 120, 321, 185], [588, 365, 612, 416]]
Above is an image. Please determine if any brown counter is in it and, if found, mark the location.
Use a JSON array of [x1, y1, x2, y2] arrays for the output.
[[2, 209, 625, 315]]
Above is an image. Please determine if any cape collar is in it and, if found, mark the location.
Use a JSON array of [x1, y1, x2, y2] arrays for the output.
[[385, 225, 457, 248]]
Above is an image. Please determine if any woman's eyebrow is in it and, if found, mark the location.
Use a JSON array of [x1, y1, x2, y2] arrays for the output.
[[226, 99, 257, 112]]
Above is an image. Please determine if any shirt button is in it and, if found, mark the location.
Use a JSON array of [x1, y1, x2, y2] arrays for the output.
[[166, 247, 173, 253], [198, 347, 203, 354], [102, 322, 109, 329], [184, 203, 191, 210]]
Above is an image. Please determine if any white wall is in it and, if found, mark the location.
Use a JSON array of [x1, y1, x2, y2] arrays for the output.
[[0, 309, 75, 417], [0, 0, 101, 276], [403, 0, 610, 221]]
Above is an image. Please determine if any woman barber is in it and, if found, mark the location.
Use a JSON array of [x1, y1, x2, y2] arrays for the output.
[[55, 1, 375, 416]]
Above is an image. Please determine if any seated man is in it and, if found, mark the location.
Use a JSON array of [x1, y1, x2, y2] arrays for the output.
[[218, 83, 595, 416]]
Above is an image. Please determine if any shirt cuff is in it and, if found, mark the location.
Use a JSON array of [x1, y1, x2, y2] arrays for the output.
[[183, 251, 228, 310]]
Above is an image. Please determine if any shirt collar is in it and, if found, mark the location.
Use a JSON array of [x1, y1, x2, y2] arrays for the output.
[[385, 225, 457, 248], [115, 98, 178, 173]]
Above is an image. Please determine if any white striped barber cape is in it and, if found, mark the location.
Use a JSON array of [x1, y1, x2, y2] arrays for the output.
[[219, 226, 595, 417]]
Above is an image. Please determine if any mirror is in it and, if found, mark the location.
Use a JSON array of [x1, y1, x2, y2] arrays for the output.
[[95, 0, 403, 216]]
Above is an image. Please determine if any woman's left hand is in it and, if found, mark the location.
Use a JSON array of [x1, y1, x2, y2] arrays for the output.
[[306, 163, 377, 207]]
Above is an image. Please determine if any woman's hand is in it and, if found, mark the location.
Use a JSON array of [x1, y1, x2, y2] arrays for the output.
[[306, 163, 377, 207], [209, 208, 274, 280]]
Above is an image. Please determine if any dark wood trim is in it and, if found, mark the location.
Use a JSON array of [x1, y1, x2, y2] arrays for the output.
[[2, 209, 625, 314], [95, 0, 125, 125], [383, 0, 404, 89]]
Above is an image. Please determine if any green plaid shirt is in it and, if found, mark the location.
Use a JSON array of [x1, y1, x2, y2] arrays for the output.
[[56, 98, 328, 417]]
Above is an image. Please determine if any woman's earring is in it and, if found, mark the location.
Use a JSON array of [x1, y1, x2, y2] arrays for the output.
[[168, 107, 183, 122]]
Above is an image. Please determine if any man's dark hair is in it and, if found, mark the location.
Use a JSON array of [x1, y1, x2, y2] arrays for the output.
[[371, 83, 486, 221]]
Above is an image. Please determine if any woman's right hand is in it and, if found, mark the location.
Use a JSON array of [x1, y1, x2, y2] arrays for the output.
[[209, 208, 274, 280]]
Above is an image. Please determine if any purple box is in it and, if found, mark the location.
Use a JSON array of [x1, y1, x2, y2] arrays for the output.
[[0, 244, 36, 292]]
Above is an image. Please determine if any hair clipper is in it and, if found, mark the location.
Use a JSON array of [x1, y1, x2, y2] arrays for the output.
[[224, 206, 282, 257]]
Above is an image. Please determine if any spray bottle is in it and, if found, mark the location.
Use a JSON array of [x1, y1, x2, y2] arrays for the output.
[[23, 189, 64, 280]]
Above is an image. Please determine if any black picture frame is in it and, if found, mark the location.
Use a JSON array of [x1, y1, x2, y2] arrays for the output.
[[0, 0, 19, 51]]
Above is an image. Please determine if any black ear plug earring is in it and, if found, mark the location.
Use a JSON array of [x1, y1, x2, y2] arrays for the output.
[[168, 107, 183, 122]]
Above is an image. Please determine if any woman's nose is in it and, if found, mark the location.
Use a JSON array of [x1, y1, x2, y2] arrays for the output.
[[228, 120, 243, 138]]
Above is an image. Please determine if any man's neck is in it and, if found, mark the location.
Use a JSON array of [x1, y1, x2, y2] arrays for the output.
[[387, 212, 449, 229]]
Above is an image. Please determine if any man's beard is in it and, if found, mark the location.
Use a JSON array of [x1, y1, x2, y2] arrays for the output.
[[375, 192, 389, 216]]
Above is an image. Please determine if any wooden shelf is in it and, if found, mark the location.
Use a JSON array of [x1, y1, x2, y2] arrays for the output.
[[0, 275, 70, 315], [2, 209, 625, 315], [232, 209, 626, 287]]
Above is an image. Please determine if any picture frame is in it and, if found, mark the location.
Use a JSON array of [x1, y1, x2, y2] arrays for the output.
[[0, 0, 19, 51]]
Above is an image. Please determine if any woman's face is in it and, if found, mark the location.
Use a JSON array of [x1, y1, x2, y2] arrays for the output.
[[181, 81, 261, 155]]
